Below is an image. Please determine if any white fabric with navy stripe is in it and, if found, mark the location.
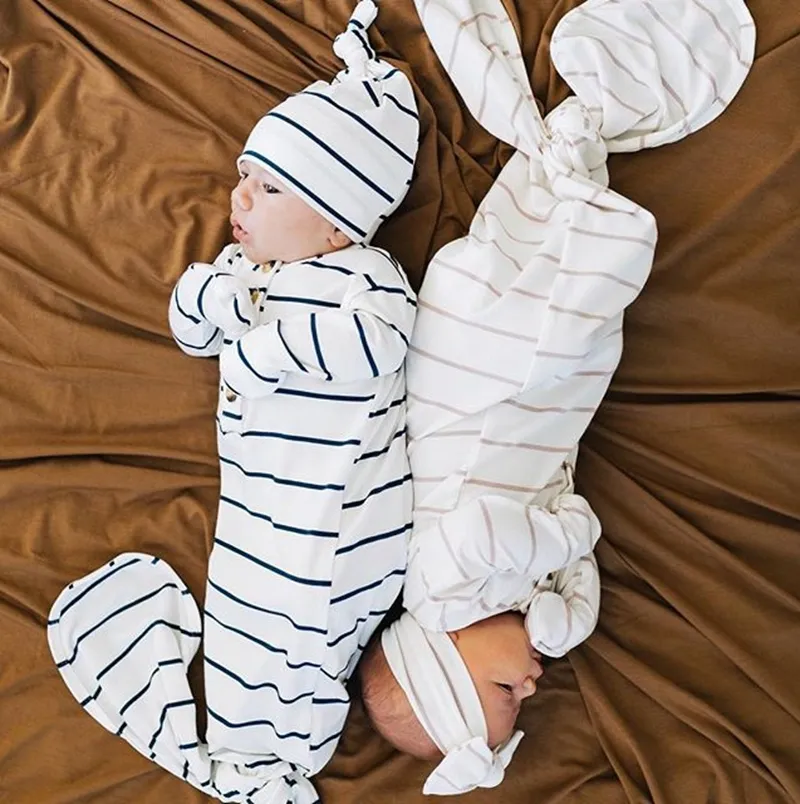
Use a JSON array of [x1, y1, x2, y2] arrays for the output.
[[238, 0, 419, 245], [48, 241, 416, 803]]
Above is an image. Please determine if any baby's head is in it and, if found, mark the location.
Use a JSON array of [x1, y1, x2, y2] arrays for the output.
[[359, 611, 543, 795], [230, 0, 419, 266]]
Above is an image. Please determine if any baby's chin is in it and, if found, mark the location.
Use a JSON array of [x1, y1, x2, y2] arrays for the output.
[[239, 243, 269, 265]]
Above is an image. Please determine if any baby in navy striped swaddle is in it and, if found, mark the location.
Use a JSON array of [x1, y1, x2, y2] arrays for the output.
[[48, 2, 420, 803], [358, 0, 754, 797]]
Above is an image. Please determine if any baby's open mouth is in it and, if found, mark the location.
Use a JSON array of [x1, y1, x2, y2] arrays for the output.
[[231, 218, 247, 241]]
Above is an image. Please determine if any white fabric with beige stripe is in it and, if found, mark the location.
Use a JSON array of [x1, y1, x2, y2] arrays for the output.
[[394, 0, 755, 794]]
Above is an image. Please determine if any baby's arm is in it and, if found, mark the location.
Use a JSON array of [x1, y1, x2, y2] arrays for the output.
[[525, 551, 600, 657], [168, 244, 255, 358], [220, 261, 416, 396], [404, 492, 601, 632]]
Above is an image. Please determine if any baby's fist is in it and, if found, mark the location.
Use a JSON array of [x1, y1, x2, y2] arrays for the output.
[[197, 269, 256, 339]]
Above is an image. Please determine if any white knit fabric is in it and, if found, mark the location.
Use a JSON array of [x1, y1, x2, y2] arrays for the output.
[[49, 239, 417, 804], [404, 0, 754, 634], [47, 3, 421, 802], [238, 0, 419, 244], [387, 0, 754, 794]]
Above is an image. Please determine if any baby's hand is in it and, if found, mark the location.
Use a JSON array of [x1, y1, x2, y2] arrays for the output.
[[525, 554, 601, 658], [525, 590, 571, 657], [196, 267, 256, 339]]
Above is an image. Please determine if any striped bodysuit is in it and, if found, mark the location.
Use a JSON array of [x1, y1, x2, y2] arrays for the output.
[[48, 241, 415, 803]]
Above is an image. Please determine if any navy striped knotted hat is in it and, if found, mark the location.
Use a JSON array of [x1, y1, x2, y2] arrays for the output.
[[237, 0, 419, 244]]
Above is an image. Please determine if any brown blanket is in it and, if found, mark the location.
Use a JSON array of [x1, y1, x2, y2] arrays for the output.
[[1, 1, 798, 802]]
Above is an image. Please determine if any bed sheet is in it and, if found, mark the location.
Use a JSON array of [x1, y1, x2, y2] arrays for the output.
[[0, 1, 798, 802]]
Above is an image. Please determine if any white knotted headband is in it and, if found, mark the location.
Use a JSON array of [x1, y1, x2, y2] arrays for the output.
[[381, 612, 524, 796]]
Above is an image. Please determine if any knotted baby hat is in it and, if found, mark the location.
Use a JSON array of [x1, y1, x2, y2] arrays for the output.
[[238, 0, 419, 244]]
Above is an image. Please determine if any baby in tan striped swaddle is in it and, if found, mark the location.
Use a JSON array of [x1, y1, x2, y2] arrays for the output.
[[356, 0, 754, 796]]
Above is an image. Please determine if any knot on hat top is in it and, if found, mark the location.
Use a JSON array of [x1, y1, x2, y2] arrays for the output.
[[333, 0, 380, 76]]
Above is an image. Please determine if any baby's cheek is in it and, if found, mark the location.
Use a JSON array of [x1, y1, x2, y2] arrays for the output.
[[485, 705, 519, 750]]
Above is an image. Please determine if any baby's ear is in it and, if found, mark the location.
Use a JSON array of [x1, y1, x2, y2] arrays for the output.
[[329, 229, 352, 250]]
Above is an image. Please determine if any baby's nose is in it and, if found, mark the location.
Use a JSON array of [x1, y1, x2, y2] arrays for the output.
[[519, 676, 537, 699], [231, 186, 251, 211]]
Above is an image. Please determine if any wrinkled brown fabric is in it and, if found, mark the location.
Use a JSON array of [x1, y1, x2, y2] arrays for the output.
[[0, 1, 798, 802]]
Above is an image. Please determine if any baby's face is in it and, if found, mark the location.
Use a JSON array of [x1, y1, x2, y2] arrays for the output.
[[230, 161, 349, 264], [450, 612, 543, 748]]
